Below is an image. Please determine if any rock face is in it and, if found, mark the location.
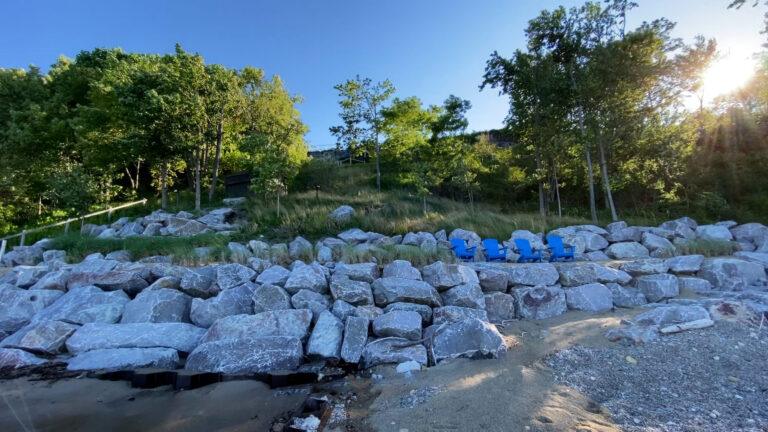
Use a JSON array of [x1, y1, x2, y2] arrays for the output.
[[255, 265, 290, 286], [565, 283, 613, 312], [190, 284, 254, 328], [372, 311, 422, 341], [330, 275, 373, 306], [635, 274, 679, 302], [422, 262, 479, 290], [666, 255, 705, 274], [503, 263, 559, 287], [1, 320, 78, 354], [121, 288, 191, 324], [432, 306, 489, 325], [695, 225, 734, 241], [619, 259, 669, 276], [201, 310, 313, 344], [513, 286, 567, 320], [441, 284, 486, 310], [607, 283, 647, 308], [477, 268, 509, 292], [483, 293, 516, 323], [340, 316, 369, 364], [372, 278, 442, 307], [67, 347, 180, 371], [186, 336, 304, 374], [66, 322, 205, 354], [284, 264, 328, 295], [0, 348, 46, 368], [557, 263, 631, 287], [215, 264, 256, 291], [383, 260, 421, 280], [252, 284, 292, 313], [33, 286, 129, 325], [305, 311, 344, 359], [383, 302, 433, 324], [334, 263, 379, 283], [0, 288, 64, 334], [697, 258, 767, 289], [428, 318, 507, 364], [362, 337, 428, 368], [606, 242, 650, 259]]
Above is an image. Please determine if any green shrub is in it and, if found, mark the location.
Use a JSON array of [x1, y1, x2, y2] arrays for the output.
[[676, 239, 739, 257]]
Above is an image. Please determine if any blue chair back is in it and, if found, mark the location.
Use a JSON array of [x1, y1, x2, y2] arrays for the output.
[[482, 238, 505, 260], [450, 238, 468, 252], [546, 234, 565, 252], [514, 238, 534, 255]]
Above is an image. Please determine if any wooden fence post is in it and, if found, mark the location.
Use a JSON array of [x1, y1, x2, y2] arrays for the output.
[[64, 221, 70, 234], [0, 240, 6, 262], [19, 230, 26, 247]]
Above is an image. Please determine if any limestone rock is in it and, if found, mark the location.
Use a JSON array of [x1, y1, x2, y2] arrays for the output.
[[200, 310, 312, 344], [513, 286, 566, 320], [121, 288, 191, 324], [383, 302, 432, 324], [372, 310, 422, 341], [372, 277, 442, 307], [565, 283, 613, 312], [432, 306, 489, 325], [607, 283, 647, 308], [427, 318, 507, 364], [190, 284, 254, 328], [441, 283, 486, 309], [361, 337, 428, 368], [636, 273, 679, 302], [0, 348, 46, 368], [382, 260, 422, 280], [256, 265, 290, 287], [619, 258, 669, 276], [306, 310, 344, 359], [252, 284, 292, 313], [483, 293, 516, 323], [330, 274, 373, 306], [340, 316, 369, 364], [666, 255, 705, 274], [422, 262, 479, 291], [33, 286, 129, 325], [606, 242, 650, 259], [216, 263, 256, 291]]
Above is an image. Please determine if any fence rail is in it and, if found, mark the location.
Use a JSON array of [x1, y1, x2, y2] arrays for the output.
[[0, 199, 148, 252]]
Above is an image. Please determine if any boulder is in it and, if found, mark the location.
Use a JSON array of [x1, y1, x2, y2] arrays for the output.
[[216, 263, 256, 291], [697, 257, 767, 289], [477, 267, 509, 292], [427, 318, 507, 364], [503, 263, 560, 287], [329, 205, 356, 223], [0, 288, 64, 334], [121, 288, 191, 324], [331, 300, 356, 322], [421, 262, 478, 290], [353, 305, 384, 321], [666, 255, 705, 274], [252, 284, 292, 313], [284, 263, 328, 295], [441, 283, 486, 310], [291, 289, 330, 321], [33, 286, 129, 325], [383, 302, 432, 324], [186, 336, 302, 374], [635, 274, 679, 302], [564, 283, 613, 312], [1, 246, 44, 267], [633, 305, 710, 327], [619, 258, 669, 276], [66, 322, 204, 354], [449, 228, 481, 248], [578, 231, 609, 252], [256, 265, 291, 287], [513, 286, 567, 320], [96, 228, 117, 239], [142, 223, 163, 236], [190, 284, 254, 328], [585, 251, 610, 261], [0, 348, 46, 368], [678, 277, 713, 293], [606, 226, 643, 243], [372, 277, 442, 307], [509, 230, 545, 250], [316, 246, 334, 264], [372, 311, 422, 341], [557, 262, 631, 287], [14, 266, 50, 289], [248, 240, 271, 257], [338, 228, 369, 244], [42, 249, 66, 263], [607, 283, 647, 308], [306, 310, 344, 359], [730, 223, 768, 244], [340, 316, 369, 364], [661, 217, 698, 231], [641, 232, 675, 255], [733, 251, 768, 269], [695, 225, 734, 241], [432, 306, 489, 325], [200, 310, 312, 344], [606, 242, 650, 259], [382, 260, 422, 280], [333, 262, 379, 283], [227, 242, 251, 261], [289, 236, 313, 260], [1, 320, 78, 354], [176, 268, 217, 298], [605, 325, 660, 345], [361, 337, 428, 368], [117, 222, 144, 237], [330, 274, 373, 306], [483, 293, 516, 323]]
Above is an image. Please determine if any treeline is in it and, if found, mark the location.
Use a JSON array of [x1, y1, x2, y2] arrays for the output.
[[0, 45, 308, 233], [329, 1, 768, 223]]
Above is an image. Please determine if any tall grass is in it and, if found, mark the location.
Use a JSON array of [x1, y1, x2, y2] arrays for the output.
[[676, 239, 740, 257]]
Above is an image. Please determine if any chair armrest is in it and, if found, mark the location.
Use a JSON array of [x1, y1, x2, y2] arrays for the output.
[[467, 246, 477, 252], [500, 246, 508, 252]]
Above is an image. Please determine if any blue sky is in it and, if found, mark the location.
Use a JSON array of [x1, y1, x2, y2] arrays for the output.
[[1, 0, 763, 149]]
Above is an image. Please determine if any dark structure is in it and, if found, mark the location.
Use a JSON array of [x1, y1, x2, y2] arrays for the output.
[[224, 172, 251, 198]]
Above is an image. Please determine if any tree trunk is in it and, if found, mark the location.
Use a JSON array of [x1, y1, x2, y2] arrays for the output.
[[374, 133, 381, 192], [160, 164, 168, 210], [124, 167, 136, 190], [135, 159, 141, 190], [597, 135, 618, 221], [422, 195, 427, 215], [208, 120, 223, 202], [584, 144, 598, 224], [194, 150, 201, 212], [276, 193, 281, 218], [535, 145, 546, 217], [553, 164, 562, 218], [469, 190, 475, 213]]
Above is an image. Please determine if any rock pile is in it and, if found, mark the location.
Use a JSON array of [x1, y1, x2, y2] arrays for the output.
[[78, 207, 240, 240]]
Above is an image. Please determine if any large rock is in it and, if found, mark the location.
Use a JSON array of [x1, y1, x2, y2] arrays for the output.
[[291, 289, 330, 321], [33, 286, 129, 325], [201, 310, 312, 344], [578, 231, 609, 252], [329, 205, 356, 223], [284, 263, 328, 295], [619, 258, 669, 276], [256, 265, 291, 286], [382, 260, 421, 280], [730, 223, 768, 244], [372, 277, 442, 307], [483, 293, 516, 323], [697, 257, 767, 289], [361, 337, 428, 368], [1, 246, 44, 267], [477, 267, 509, 292], [642, 232, 675, 256], [557, 263, 631, 287], [678, 277, 713, 293], [607, 283, 647, 308], [1, 320, 78, 354], [334, 262, 379, 283], [606, 242, 650, 259], [695, 225, 734, 241], [68, 347, 181, 372], [187, 336, 303, 374], [252, 284, 292, 313], [449, 228, 481, 248], [633, 305, 710, 326], [635, 274, 679, 302], [306, 311, 344, 359], [338, 228, 369, 244], [383, 302, 432, 324], [177, 267, 217, 298], [564, 283, 613, 312], [503, 263, 560, 287], [666, 255, 705, 274], [0, 348, 46, 368], [0, 288, 63, 334], [215, 263, 256, 291], [289, 236, 313, 261], [340, 316, 369, 364], [330, 274, 373, 306], [432, 306, 489, 325], [190, 284, 254, 328], [28, 269, 70, 291], [441, 283, 486, 310], [427, 318, 507, 364], [606, 224, 643, 243], [733, 251, 768, 269], [372, 311, 422, 341], [513, 286, 566, 320], [14, 266, 50, 289], [422, 262, 479, 291], [121, 288, 191, 324], [509, 230, 545, 250], [66, 322, 205, 354]]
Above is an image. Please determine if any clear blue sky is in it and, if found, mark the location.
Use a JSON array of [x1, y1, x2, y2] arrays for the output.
[[1, 0, 763, 149]]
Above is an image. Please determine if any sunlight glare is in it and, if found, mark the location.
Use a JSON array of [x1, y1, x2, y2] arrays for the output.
[[699, 50, 757, 102]]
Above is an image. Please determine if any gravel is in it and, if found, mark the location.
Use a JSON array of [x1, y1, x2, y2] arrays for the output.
[[546, 322, 768, 432]]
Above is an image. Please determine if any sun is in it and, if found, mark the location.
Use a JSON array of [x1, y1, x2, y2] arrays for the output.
[[699, 49, 757, 102]]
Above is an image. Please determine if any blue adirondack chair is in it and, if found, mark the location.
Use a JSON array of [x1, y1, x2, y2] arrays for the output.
[[450, 238, 476, 261], [482, 238, 507, 262], [546, 234, 575, 262], [513, 238, 543, 263]]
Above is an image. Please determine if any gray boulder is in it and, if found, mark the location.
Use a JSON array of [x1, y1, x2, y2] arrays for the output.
[[252, 284, 292, 313], [619, 258, 669, 276], [330, 274, 373, 306], [382, 260, 422, 280], [340, 316, 369, 364], [68, 347, 180, 371], [383, 302, 432, 324], [607, 283, 647, 308], [0, 348, 46, 368], [730, 223, 768, 244], [1, 320, 78, 354], [477, 267, 509, 292], [190, 284, 254, 328], [483, 293, 516, 323], [331, 300, 356, 322], [338, 228, 369, 244], [585, 251, 610, 261], [14, 266, 49, 289], [504, 263, 559, 287], [666, 255, 705, 274], [422, 262, 479, 290], [606, 226, 643, 243], [334, 262, 379, 283], [216, 263, 256, 291], [449, 228, 481, 248], [642, 232, 675, 256], [698, 257, 767, 289], [513, 286, 567, 320], [733, 251, 768, 269], [289, 236, 313, 260], [678, 277, 713, 293], [636, 274, 679, 302], [121, 288, 191, 324], [306, 310, 343, 359], [605, 325, 660, 345], [441, 283, 486, 309], [606, 242, 650, 259], [509, 230, 545, 250], [291, 289, 330, 321], [1, 246, 44, 267], [256, 265, 290, 287], [284, 263, 328, 295], [695, 225, 734, 241], [28, 269, 70, 291], [362, 337, 428, 368], [0, 287, 63, 334], [633, 305, 710, 326], [372, 277, 442, 307], [372, 310, 422, 341], [66, 322, 204, 354], [557, 262, 632, 287], [316, 246, 334, 264], [329, 205, 356, 223], [427, 318, 507, 364], [175, 267, 216, 298], [200, 309, 312, 344], [565, 283, 613, 312], [187, 336, 302, 374], [33, 286, 129, 325], [432, 306, 489, 325]]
